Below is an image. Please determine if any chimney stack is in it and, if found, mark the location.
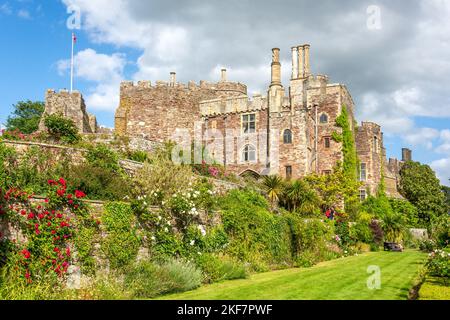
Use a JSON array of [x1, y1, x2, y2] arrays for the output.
[[221, 68, 227, 82], [304, 44, 311, 77], [297, 46, 304, 78], [270, 48, 282, 87], [291, 47, 299, 79], [291, 44, 311, 79], [170, 72, 176, 87]]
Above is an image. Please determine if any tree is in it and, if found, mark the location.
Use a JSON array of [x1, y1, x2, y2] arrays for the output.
[[6, 100, 44, 134], [305, 162, 362, 215], [442, 184, 450, 212], [389, 198, 420, 228], [283, 179, 320, 215], [262, 175, 284, 209], [399, 161, 447, 226]]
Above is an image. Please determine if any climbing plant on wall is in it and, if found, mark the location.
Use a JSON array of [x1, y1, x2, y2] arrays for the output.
[[332, 105, 361, 214]]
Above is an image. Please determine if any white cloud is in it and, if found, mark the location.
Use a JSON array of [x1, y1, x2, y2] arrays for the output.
[[430, 157, 450, 186], [17, 9, 31, 19], [0, 3, 12, 15], [57, 48, 126, 111], [435, 129, 450, 155], [403, 127, 439, 150], [359, 91, 439, 149]]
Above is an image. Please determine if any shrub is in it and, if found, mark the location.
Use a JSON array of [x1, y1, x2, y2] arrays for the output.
[[430, 215, 450, 248], [195, 253, 247, 284], [125, 259, 202, 298], [13, 146, 67, 195], [101, 202, 141, 270], [64, 273, 132, 300], [65, 164, 132, 201], [350, 212, 373, 244], [286, 214, 336, 266], [419, 239, 438, 253], [0, 178, 96, 287], [160, 258, 203, 293], [426, 250, 450, 282], [43, 113, 80, 144], [390, 198, 420, 228], [219, 189, 292, 270], [369, 219, 384, 247], [0, 267, 62, 300], [133, 145, 197, 205], [126, 150, 149, 163], [86, 144, 121, 172], [0, 143, 17, 189]]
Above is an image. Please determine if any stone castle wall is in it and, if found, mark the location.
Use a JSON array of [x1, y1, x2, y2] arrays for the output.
[[115, 79, 248, 142], [356, 122, 384, 196], [108, 44, 407, 196]]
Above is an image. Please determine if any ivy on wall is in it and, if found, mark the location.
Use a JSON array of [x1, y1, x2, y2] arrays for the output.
[[101, 202, 141, 270], [332, 105, 361, 214]]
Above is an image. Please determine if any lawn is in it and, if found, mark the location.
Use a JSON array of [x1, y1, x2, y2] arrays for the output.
[[419, 277, 450, 300], [161, 250, 427, 300]]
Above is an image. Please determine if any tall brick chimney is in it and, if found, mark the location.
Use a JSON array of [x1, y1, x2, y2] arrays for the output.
[[270, 48, 282, 87]]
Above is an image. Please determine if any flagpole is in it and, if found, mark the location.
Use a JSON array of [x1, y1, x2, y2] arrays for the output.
[[70, 33, 74, 93]]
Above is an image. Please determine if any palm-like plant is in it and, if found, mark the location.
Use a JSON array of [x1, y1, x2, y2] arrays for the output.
[[382, 211, 406, 243], [284, 179, 320, 215], [262, 175, 284, 208]]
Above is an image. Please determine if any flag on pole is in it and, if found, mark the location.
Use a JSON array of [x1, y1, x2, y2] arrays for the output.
[[70, 33, 76, 93]]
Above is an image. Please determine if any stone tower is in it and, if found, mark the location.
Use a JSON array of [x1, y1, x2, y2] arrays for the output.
[[39, 89, 97, 134]]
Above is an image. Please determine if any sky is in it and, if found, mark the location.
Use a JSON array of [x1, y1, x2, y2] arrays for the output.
[[0, 0, 449, 186]]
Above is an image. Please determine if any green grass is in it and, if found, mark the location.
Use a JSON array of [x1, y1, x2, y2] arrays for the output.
[[161, 250, 427, 300], [419, 277, 450, 300]]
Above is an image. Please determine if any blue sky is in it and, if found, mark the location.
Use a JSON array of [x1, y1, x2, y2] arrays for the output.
[[0, 0, 449, 185]]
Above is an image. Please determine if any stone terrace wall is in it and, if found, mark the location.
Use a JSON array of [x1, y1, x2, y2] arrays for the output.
[[2, 140, 87, 166], [1, 140, 242, 192]]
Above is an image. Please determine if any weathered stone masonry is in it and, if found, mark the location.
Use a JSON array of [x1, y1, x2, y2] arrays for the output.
[[109, 44, 409, 197], [39, 89, 97, 134], [43, 43, 410, 198]]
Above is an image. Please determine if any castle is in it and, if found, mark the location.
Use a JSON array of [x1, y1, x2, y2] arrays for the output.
[[43, 44, 412, 199]]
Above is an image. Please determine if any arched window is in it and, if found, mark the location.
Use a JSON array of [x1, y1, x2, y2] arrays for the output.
[[320, 113, 329, 124], [242, 144, 256, 162], [283, 129, 292, 144]]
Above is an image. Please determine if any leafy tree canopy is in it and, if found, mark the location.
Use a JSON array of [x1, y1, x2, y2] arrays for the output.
[[399, 161, 447, 226], [6, 100, 44, 134]]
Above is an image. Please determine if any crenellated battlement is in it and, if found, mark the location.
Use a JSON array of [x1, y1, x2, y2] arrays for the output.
[[120, 79, 247, 97], [305, 74, 329, 88], [360, 121, 382, 130]]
